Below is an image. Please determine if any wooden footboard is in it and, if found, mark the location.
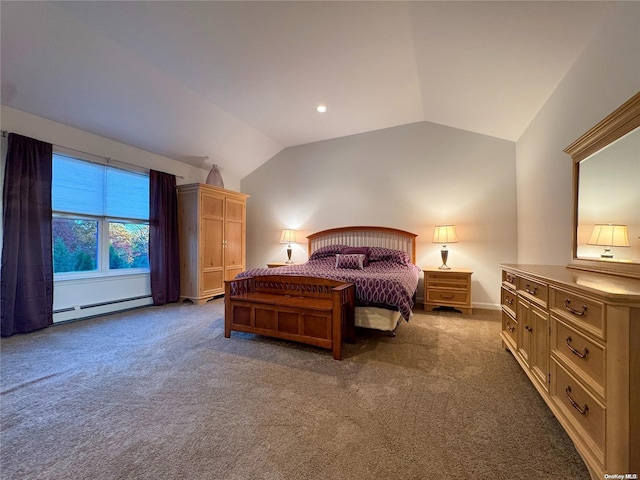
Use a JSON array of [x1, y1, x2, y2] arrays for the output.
[[224, 275, 355, 360]]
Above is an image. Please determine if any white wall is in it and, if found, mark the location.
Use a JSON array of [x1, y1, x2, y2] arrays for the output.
[[515, 4, 640, 265], [0, 106, 213, 320], [241, 120, 517, 309]]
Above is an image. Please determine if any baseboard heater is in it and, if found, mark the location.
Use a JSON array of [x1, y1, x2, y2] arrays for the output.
[[53, 295, 154, 323]]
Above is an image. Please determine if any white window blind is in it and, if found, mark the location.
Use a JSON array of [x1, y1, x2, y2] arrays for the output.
[[52, 155, 149, 220]]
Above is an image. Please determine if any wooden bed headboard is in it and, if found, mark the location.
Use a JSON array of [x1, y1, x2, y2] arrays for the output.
[[307, 226, 417, 263]]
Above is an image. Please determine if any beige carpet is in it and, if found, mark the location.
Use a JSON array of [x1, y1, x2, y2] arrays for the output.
[[1, 300, 589, 480]]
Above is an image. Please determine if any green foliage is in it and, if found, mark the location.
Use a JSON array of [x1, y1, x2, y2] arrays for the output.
[[53, 237, 75, 273], [109, 244, 127, 269], [75, 251, 95, 271], [53, 218, 97, 273], [109, 223, 149, 269], [52, 217, 149, 273]]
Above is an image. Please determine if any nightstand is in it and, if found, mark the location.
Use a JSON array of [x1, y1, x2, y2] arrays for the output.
[[266, 262, 301, 268], [422, 267, 473, 315]]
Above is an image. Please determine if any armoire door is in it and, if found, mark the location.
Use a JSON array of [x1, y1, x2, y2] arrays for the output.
[[224, 197, 246, 281], [201, 191, 225, 295]]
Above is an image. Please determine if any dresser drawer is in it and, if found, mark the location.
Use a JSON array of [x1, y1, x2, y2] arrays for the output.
[[502, 309, 517, 348], [551, 317, 605, 399], [501, 286, 517, 316], [550, 287, 605, 340], [502, 270, 517, 289], [427, 289, 468, 304], [551, 360, 605, 463], [517, 276, 548, 308]]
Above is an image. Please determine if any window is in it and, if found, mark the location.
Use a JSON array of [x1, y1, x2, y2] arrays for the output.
[[108, 221, 149, 269], [52, 217, 99, 273], [52, 154, 149, 276]]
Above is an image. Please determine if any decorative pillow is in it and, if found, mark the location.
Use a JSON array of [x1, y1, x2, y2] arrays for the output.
[[335, 253, 366, 270], [368, 247, 411, 265], [309, 244, 349, 261], [341, 247, 370, 266]]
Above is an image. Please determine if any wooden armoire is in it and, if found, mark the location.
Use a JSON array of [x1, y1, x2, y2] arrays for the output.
[[176, 183, 249, 304]]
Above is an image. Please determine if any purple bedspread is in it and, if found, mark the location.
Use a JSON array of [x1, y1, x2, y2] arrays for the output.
[[236, 245, 420, 321]]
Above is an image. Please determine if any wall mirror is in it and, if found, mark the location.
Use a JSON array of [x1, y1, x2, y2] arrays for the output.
[[565, 92, 640, 278]]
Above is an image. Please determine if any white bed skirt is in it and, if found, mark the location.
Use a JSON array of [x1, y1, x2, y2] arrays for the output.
[[355, 306, 403, 332]]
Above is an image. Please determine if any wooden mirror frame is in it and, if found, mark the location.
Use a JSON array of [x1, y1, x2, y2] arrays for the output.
[[564, 91, 640, 279]]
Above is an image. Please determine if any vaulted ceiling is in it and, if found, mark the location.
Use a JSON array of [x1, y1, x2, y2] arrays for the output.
[[1, 1, 619, 181]]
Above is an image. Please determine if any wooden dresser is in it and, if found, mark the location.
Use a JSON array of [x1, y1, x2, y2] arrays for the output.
[[500, 264, 640, 479], [177, 183, 249, 304]]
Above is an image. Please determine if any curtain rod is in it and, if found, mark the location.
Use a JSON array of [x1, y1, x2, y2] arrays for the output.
[[1, 129, 185, 179]]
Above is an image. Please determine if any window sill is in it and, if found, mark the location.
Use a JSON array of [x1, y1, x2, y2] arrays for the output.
[[54, 270, 150, 284]]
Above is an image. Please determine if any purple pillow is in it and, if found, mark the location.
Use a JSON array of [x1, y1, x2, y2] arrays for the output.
[[368, 247, 411, 265], [309, 244, 349, 261], [341, 247, 370, 266], [335, 254, 366, 270]]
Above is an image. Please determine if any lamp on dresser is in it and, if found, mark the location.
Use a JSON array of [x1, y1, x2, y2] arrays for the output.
[[586, 223, 629, 258], [432, 225, 458, 270], [280, 229, 297, 263]]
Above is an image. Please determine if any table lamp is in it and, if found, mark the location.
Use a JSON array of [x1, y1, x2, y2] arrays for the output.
[[280, 229, 297, 263], [433, 225, 458, 270], [587, 224, 629, 258]]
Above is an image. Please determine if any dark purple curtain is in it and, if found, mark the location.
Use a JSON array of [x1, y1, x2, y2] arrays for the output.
[[1, 133, 53, 337], [149, 170, 180, 305]]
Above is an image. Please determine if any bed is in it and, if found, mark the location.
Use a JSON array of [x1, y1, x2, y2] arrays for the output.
[[236, 226, 420, 334]]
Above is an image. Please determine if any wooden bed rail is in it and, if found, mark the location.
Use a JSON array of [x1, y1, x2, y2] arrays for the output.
[[224, 275, 355, 360]]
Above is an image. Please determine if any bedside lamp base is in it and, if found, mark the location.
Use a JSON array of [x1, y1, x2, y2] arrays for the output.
[[438, 246, 451, 270]]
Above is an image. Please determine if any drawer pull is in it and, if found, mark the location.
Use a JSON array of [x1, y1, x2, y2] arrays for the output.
[[566, 336, 589, 359], [505, 297, 514, 305], [564, 299, 587, 317], [525, 325, 532, 332], [525, 284, 538, 295], [565, 386, 589, 415], [506, 322, 515, 333], [440, 295, 455, 300]]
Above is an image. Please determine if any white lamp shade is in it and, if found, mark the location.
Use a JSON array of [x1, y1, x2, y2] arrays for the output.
[[587, 224, 629, 247], [432, 225, 458, 244], [280, 229, 297, 244]]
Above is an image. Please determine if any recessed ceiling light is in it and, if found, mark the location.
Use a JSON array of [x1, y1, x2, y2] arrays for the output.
[[316, 105, 327, 113]]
